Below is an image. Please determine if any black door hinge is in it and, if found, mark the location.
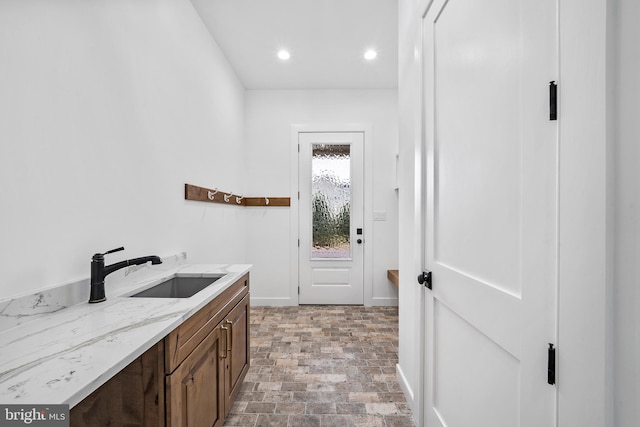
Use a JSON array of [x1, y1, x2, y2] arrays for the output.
[[417, 270, 432, 290], [548, 343, 556, 385], [549, 81, 558, 121]]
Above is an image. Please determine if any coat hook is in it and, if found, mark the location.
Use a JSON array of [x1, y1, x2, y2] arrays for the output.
[[265, 197, 270, 205], [236, 196, 244, 204], [223, 194, 231, 203], [207, 189, 218, 200]]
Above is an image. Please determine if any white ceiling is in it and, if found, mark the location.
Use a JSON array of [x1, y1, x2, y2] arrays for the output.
[[189, 0, 398, 90]]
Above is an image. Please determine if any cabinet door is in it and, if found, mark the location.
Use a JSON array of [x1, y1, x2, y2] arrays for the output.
[[166, 327, 225, 427], [223, 294, 250, 413]]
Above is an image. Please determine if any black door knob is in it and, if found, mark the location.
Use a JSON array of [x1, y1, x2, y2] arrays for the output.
[[417, 271, 432, 289], [357, 239, 363, 244]]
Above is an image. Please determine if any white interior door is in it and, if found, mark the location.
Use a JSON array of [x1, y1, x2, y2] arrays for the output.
[[422, 0, 558, 426], [299, 132, 364, 305]]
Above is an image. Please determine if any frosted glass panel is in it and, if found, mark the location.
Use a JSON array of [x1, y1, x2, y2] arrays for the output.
[[312, 144, 351, 259]]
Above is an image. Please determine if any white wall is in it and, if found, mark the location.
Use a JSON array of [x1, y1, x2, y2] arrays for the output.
[[244, 90, 399, 306], [0, 0, 247, 299], [613, 0, 640, 425]]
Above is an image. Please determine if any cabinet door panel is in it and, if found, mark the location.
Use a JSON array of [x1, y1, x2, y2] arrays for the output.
[[224, 294, 250, 413], [167, 327, 224, 427]]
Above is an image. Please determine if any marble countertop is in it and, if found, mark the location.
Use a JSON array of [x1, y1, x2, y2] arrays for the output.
[[0, 263, 251, 407]]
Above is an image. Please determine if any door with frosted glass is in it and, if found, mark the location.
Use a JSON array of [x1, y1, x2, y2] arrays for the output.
[[298, 132, 364, 305]]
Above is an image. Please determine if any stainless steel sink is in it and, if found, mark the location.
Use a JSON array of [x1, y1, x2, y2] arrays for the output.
[[129, 275, 225, 298]]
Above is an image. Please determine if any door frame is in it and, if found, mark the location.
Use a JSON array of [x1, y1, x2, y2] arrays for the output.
[[290, 124, 374, 306]]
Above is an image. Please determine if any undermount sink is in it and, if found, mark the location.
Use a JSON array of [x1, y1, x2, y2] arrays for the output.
[[129, 275, 225, 298]]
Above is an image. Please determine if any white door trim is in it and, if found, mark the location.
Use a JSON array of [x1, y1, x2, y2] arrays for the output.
[[557, 0, 611, 425], [290, 124, 374, 306]]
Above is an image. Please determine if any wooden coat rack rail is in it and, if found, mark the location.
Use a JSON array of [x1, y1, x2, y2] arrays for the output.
[[185, 183, 290, 207]]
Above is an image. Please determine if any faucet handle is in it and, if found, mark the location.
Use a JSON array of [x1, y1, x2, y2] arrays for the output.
[[103, 247, 124, 255]]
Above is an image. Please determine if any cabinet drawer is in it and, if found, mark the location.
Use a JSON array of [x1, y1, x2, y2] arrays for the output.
[[165, 274, 249, 373]]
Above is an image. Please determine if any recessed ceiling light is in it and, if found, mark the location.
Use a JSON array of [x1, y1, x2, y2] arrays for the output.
[[364, 49, 377, 60], [277, 50, 291, 60]]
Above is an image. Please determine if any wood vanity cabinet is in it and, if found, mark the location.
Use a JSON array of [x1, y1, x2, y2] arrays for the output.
[[71, 273, 250, 427], [165, 279, 250, 427]]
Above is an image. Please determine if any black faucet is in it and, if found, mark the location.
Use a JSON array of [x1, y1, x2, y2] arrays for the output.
[[89, 247, 162, 303]]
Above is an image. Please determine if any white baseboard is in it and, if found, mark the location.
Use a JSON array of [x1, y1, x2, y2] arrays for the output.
[[397, 363, 415, 412], [370, 297, 399, 307], [251, 296, 397, 307], [250, 297, 297, 307], [251, 297, 401, 308]]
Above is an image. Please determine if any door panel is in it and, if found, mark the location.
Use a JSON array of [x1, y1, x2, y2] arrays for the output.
[[434, 0, 523, 296], [434, 266, 521, 358], [423, 0, 558, 425], [299, 132, 364, 305], [434, 301, 520, 427], [312, 268, 351, 286]]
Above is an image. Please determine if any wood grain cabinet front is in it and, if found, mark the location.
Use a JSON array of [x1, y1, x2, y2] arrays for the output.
[[166, 293, 250, 427], [70, 342, 165, 427], [223, 294, 250, 412], [166, 327, 225, 427], [70, 273, 250, 427]]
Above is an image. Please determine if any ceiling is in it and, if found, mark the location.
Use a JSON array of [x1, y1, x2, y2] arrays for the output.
[[189, 0, 398, 90]]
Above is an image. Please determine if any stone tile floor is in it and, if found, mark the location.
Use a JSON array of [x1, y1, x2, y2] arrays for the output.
[[224, 306, 415, 427]]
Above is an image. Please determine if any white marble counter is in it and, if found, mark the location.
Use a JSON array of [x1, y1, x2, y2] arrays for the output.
[[0, 263, 251, 407]]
